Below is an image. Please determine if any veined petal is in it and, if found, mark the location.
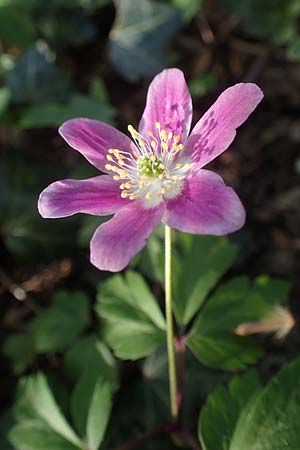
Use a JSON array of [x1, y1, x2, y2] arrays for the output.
[[163, 169, 245, 235], [38, 175, 129, 218], [90, 202, 165, 272], [59, 118, 135, 173], [185, 83, 263, 167], [139, 68, 192, 144]]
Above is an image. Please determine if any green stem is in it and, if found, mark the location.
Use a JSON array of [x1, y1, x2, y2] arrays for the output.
[[165, 225, 178, 420]]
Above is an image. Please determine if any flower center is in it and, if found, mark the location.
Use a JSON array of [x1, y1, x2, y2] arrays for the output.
[[138, 155, 164, 178], [105, 122, 191, 207]]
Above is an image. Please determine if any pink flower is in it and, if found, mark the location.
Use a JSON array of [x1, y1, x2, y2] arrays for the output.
[[38, 68, 263, 272]]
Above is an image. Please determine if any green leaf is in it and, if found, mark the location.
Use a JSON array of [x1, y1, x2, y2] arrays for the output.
[[14, 374, 83, 448], [63, 335, 117, 384], [230, 359, 300, 450], [173, 235, 238, 325], [0, 7, 35, 49], [102, 321, 165, 360], [187, 332, 262, 371], [187, 275, 290, 370], [199, 371, 262, 450], [171, 0, 203, 22], [6, 48, 70, 104], [30, 291, 90, 353], [96, 272, 165, 360], [21, 92, 115, 128], [3, 333, 35, 375], [0, 87, 10, 117], [86, 379, 113, 450], [9, 421, 81, 450], [108, 0, 180, 81], [69, 341, 117, 438]]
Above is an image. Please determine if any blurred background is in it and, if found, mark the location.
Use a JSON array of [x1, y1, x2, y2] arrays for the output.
[[1, 0, 300, 448]]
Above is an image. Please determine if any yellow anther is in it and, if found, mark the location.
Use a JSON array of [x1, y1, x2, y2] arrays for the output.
[[176, 144, 184, 151], [117, 154, 125, 160], [150, 155, 156, 162], [113, 175, 120, 180], [111, 166, 119, 172], [139, 140, 145, 146], [161, 130, 167, 141], [172, 176, 178, 180], [162, 142, 169, 151], [157, 191, 162, 197], [168, 131, 173, 140], [129, 194, 135, 200], [118, 160, 125, 166], [121, 190, 128, 198], [119, 170, 128, 177], [165, 172, 170, 179], [158, 174, 163, 179], [159, 163, 165, 169], [125, 182, 132, 189], [147, 130, 153, 136], [106, 154, 113, 161], [139, 181, 145, 187], [120, 183, 125, 189], [133, 151, 139, 158], [108, 149, 115, 153], [146, 192, 152, 200], [155, 121, 161, 129], [184, 163, 191, 168], [161, 188, 165, 194], [151, 141, 157, 149], [174, 135, 181, 143], [128, 124, 139, 138], [167, 185, 173, 191], [176, 163, 183, 168], [105, 164, 113, 170]]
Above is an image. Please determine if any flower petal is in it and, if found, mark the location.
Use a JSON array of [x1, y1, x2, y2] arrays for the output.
[[38, 175, 129, 218], [139, 68, 192, 143], [90, 202, 165, 272], [163, 169, 245, 235], [59, 118, 135, 173], [185, 83, 263, 167]]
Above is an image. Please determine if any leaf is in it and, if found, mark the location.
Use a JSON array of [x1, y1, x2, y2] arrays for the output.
[[230, 359, 300, 450], [69, 339, 117, 438], [9, 421, 80, 450], [14, 373, 83, 448], [6, 48, 70, 104], [21, 94, 115, 128], [187, 332, 262, 371], [199, 371, 262, 450], [0, 7, 35, 49], [30, 291, 90, 353], [102, 321, 165, 360], [63, 335, 117, 384], [86, 379, 113, 450], [171, 0, 203, 22], [173, 235, 239, 325], [0, 87, 10, 117], [96, 272, 166, 360], [3, 333, 35, 375], [187, 276, 290, 370], [108, 0, 181, 81]]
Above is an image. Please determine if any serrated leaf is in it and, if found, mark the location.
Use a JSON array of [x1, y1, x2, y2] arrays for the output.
[[173, 235, 239, 325], [187, 276, 290, 370], [30, 291, 90, 353], [14, 374, 83, 448], [108, 0, 180, 81], [103, 321, 165, 360], [199, 371, 262, 450], [229, 359, 300, 450]]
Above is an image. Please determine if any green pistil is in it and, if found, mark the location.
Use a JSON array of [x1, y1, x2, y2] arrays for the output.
[[138, 155, 164, 178]]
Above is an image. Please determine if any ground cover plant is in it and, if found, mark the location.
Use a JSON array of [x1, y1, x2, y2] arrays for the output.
[[1, 1, 300, 449]]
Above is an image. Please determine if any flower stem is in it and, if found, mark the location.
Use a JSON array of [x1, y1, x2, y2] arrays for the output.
[[165, 225, 178, 420]]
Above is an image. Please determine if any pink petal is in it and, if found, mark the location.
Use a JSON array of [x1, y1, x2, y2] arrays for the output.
[[163, 169, 245, 235], [59, 119, 135, 173], [139, 68, 192, 144], [185, 83, 263, 167], [90, 202, 165, 272], [38, 175, 129, 218]]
